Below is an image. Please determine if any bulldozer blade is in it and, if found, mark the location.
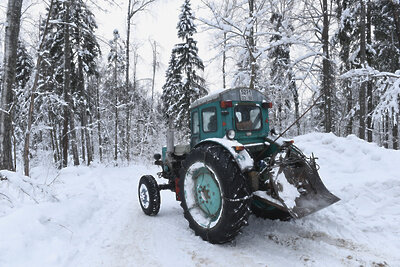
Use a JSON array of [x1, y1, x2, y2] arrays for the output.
[[270, 148, 340, 219]]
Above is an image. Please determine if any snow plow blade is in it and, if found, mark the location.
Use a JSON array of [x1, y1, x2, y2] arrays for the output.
[[271, 147, 340, 219]]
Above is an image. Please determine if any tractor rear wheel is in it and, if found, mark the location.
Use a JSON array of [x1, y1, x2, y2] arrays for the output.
[[179, 144, 251, 244], [138, 175, 160, 216]]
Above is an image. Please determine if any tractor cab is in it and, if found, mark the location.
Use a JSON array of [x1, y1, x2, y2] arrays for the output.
[[189, 88, 272, 147]]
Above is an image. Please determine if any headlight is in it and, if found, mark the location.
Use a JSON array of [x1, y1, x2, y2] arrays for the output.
[[226, 129, 235, 140]]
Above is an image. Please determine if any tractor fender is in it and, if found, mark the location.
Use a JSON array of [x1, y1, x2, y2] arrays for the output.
[[195, 138, 254, 172]]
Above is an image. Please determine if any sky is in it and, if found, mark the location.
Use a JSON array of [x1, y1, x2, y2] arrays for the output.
[[0, 0, 221, 97], [94, 0, 220, 95]]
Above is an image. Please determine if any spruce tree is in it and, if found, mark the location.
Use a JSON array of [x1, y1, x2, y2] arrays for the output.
[[36, 0, 100, 166], [161, 51, 183, 122], [371, 0, 400, 148], [162, 0, 206, 134], [15, 41, 34, 91], [371, 0, 400, 73]]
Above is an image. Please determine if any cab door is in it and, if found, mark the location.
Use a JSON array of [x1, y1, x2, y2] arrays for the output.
[[190, 109, 200, 148], [199, 105, 219, 141]]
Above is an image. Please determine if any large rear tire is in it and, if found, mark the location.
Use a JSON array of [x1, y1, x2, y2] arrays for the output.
[[179, 144, 251, 244]]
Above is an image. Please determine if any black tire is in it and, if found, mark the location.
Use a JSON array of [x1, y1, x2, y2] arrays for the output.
[[138, 175, 161, 216], [179, 143, 251, 244], [250, 197, 291, 221]]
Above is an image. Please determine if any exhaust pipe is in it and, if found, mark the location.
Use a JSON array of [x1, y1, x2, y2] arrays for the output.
[[166, 119, 174, 164]]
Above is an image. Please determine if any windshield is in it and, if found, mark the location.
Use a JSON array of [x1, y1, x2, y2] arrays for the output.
[[235, 105, 262, 131]]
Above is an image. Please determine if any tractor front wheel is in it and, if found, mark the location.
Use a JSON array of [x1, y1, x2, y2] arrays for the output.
[[138, 175, 160, 216], [179, 144, 251, 244], [251, 197, 291, 221]]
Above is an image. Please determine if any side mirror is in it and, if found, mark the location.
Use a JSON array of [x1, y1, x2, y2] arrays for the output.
[[154, 153, 161, 160]]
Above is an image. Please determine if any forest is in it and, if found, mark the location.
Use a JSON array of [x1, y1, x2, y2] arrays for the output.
[[0, 0, 399, 175]]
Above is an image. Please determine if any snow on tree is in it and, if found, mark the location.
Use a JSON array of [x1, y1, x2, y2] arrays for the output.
[[33, 0, 101, 167], [12, 41, 34, 168], [162, 51, 183, 122], [371, 0, 400, 149], [266, 3, 299, 134], [104, 29, 125, 161], [162, 0, 206, 135]]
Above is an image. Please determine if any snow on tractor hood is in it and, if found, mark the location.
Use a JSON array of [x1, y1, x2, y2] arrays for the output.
[[197, 138, 254, 171]]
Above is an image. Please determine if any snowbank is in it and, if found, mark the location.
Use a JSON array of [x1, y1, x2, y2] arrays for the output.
[[1, 133, 399, 266], [0, 170, 57, 217]]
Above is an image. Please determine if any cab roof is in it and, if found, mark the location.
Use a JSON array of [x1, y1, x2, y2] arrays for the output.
[[190, 88, 268, 109]]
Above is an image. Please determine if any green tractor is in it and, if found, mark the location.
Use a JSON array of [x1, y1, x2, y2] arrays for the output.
[[138, 88, 339, 244]]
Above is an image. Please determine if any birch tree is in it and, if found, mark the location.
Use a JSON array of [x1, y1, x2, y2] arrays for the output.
[[0, 0, 23, 170]]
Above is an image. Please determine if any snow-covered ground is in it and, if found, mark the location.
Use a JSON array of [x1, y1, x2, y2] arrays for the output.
[[1, 133, 399, 267]]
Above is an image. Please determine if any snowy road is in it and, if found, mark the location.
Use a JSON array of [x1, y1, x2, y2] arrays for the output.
[[1, 133, 400, 266]]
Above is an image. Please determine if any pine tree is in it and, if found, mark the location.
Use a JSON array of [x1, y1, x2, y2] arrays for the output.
[[162, 0, 206, 134]]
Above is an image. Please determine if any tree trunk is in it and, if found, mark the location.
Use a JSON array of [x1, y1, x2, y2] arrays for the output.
[[114, 50, 119, 161], [125, 0, 132, 162], [77, 48, 90, 165], [126, 108, 131, 161], [69, 110, 80, 166], [384, 112, 389, 149], [11, 121, 16, 171], [49, 111, 60, 164], [366, 0, 373, 142], [248, 0, 256, 90], [359, 0, 366, 140], [322, 0, 332, 133], [346, 81, 353, 135], [82, 105, 93, 165], [392, 110, 398, 150], [62, 0, 72, 167], [151, 41, 157, 109], [114, 93, 118, 161], [80, 124, 86, 162], [0, 0, 23, 171], [222, 32, 227, 89], [96, 78, 103, 162], [293, 89, 300, 135], [392, 1, 400, 150]]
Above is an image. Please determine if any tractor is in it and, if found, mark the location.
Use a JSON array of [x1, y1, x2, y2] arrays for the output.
[[138, 88, 339, 244]]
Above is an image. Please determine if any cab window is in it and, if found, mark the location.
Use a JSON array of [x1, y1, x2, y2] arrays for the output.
[[202, 107, 217, 132], [192, 111, 199, 134], [235, 105, 262, 131]]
